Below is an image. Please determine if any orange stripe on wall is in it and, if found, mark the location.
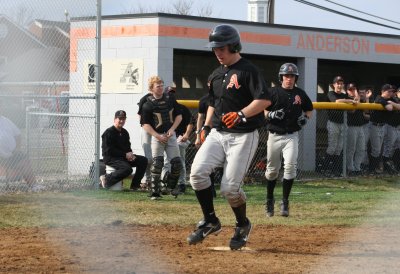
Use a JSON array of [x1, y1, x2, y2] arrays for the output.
[[241, 32, 291, 46], [375, 43, 400, 54], [70, 24, 291, 72]]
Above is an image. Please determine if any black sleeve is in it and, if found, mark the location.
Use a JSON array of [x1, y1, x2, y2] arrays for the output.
[[138, 94, 151, 115], [375, 96, 389, 107], [141, 102, 154, 125], [301, 90, 314, 112], [327, 91, 337, 102], [265, 87, 279, 111], [198, 95, 209, 114], [172, 99, 183, 117]]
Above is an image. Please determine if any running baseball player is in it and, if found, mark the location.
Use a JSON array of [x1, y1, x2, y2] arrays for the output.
[[187, 24, 271, 250], [264, 63, 313, 217]]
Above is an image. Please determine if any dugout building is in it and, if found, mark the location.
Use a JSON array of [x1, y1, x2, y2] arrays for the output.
[[70, 13, 400, 174]]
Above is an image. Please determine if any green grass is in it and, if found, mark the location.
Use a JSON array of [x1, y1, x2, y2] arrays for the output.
[[1, 177, 399, 228]]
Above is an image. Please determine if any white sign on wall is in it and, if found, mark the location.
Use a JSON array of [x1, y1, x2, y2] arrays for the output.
[[84, 59, 144, 93]]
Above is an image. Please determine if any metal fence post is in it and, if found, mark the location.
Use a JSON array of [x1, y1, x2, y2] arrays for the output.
[[343, 111, 347, 177], [94, 0, 102, 187]]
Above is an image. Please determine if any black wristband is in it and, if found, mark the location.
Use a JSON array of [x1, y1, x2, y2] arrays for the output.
[[238, 111, 247, 123]]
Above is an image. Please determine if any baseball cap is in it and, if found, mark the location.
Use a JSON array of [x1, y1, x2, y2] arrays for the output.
[[346, 83, 357, 90], [382, 84, 396, 92], [333, 76, 344, 83], [115, 110, 127, 119]]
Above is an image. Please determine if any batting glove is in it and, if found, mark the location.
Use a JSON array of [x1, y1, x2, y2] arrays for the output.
[[267, 109, 285, 120], [222, 111, 247, 128], [297, 114, 308, 127], [200, 125, 211, 144]]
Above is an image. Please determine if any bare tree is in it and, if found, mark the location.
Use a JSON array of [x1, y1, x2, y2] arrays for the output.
[[122, 3, 171, 14], [172, 0, 193, 15], [197, 3, 213, 17], [123, 0, 213, 17], [13, 5, 34, 26]]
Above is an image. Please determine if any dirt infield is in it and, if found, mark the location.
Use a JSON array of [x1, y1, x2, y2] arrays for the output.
[[1, 224, 399, 274]]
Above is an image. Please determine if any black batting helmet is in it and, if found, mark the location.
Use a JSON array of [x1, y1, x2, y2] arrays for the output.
[[278, 63, 299, 82], [206, 24, 242, 53]]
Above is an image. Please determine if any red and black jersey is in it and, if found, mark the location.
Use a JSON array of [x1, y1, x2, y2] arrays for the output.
[[266, 86, 313, 134], [208, 58, 270, 133]]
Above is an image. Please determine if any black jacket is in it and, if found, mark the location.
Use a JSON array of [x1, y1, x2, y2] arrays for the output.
[[101, 126, 132, 164]]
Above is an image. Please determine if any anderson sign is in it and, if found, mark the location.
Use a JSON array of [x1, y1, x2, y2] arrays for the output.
[[296, 32, 370, 54]]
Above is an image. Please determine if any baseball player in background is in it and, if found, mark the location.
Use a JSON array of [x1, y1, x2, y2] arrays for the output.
[[141, 76, 183, 200], [187, 24, 271, 250], [264, 63, 313, 217]]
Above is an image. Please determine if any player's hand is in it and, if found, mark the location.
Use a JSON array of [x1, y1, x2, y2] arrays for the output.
[[126, 152, 135, 161], [267, 109, 285, 120], [157, 134, 168, 144], [200, 126, 211, 144], [166, 129, 175, 138], [222, 111, 246, 128], [297, 114, 308, 127]]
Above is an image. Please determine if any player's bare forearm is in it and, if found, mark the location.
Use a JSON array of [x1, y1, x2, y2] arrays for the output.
[[143, 124, 159, 138], [241, 99, 271, 118], [170, 114, 182, 132], [196, 113, 205, 132]]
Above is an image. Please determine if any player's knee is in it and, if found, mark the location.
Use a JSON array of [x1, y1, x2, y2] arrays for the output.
[[170, 157, 182, 177], [284, 163, 297, 178], [151, 156, 164, 175], [221, 186, 247, 207], [190, 173, 211, 190], [265, 169, 279, 181], [120, 166, 133, 177]]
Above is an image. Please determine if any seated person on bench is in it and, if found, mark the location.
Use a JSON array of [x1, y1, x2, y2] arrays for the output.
[[100, 110, 148, 190]]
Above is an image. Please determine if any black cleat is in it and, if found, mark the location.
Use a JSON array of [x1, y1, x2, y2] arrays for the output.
[[229, 218, 252, 250], [187, 219, 222, 245], [266, 199, 275, 217], [280, 200, 289, 217], [149, 192, 162, 200]]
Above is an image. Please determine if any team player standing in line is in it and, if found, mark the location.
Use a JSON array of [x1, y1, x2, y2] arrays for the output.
[[187, 24, 271, 250], [264, 63, 313, 217]]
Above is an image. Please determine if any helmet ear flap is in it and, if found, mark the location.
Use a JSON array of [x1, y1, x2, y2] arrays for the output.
[[228, 43, 242, 53]]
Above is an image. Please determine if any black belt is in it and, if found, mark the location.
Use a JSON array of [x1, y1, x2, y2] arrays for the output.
[[269, 130, 295, 135], [372, 122, 385, 126]]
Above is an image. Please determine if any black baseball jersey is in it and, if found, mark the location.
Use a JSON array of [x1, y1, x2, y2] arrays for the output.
[[175, 103, 195, 136], [198, 94, 210, 116], [388, 97, 400, 127], [208, 58, 270, 133], [266, 86, 313, 134], [327, 90, 350, 123], [370, 95, 391, 124], [141, 93, 182, 133], [137, 93, 151, 125], [101, 126, 132, 164], [347, 94, 368, 126]]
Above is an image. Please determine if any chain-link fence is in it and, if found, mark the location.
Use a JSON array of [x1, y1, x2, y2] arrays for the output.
[[1, 1, 398, 194], [183, 103, 400, 185], [0, 1, 97, 193]]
